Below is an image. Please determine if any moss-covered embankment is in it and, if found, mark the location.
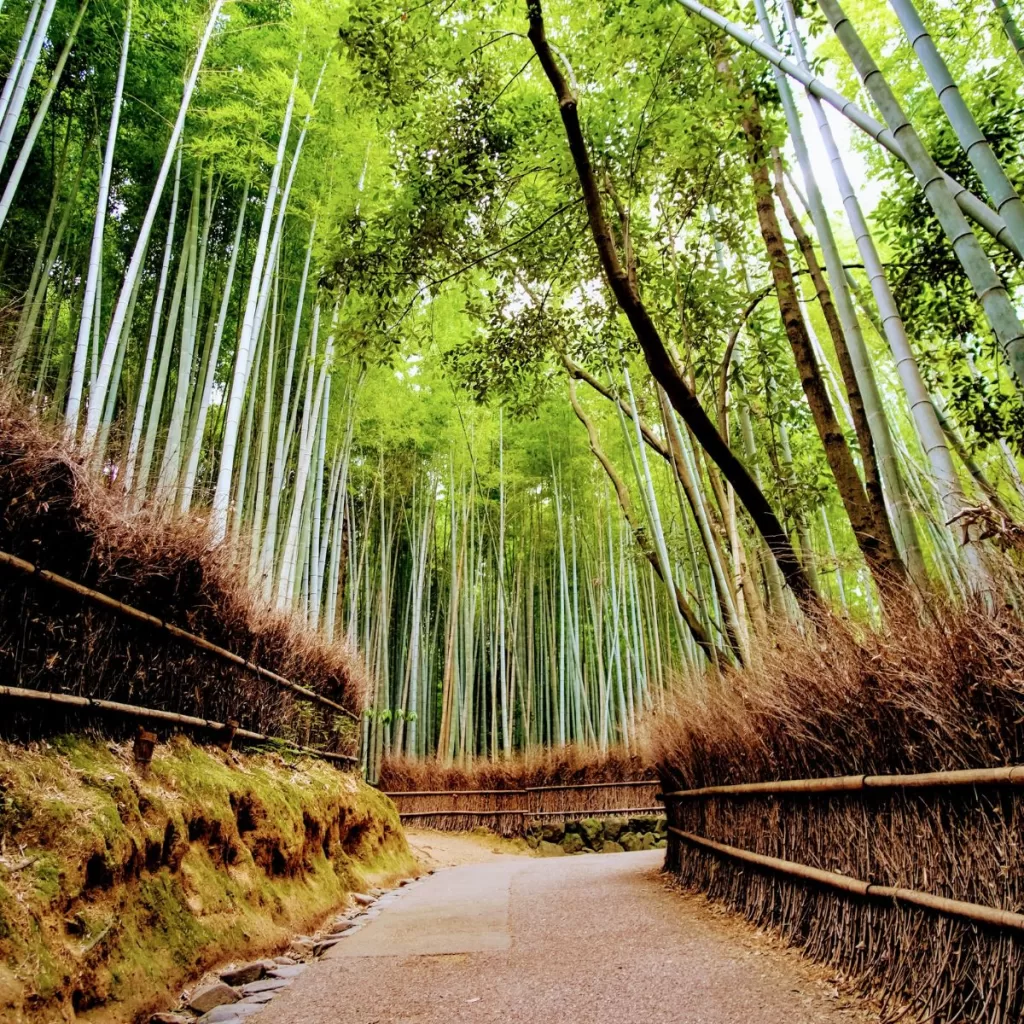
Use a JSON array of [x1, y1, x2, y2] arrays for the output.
[[0, 735, 415, 1024]]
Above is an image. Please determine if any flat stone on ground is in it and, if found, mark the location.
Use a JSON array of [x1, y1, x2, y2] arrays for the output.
[[351, 892, 374, 906], [239, 990, 277, 1004], [189, 981, 239, 1014], [219, 962, 265, 986], [313, 938, 345, 955], [269, 964, 306, 978], [198, 1003, 266, 1023], [240, 976, 290, 995]]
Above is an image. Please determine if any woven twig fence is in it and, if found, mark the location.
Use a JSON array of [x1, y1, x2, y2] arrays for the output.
[[385, 779, 663, 836], [662, 766, 1024, 1023], [0, 549, 358, 764]]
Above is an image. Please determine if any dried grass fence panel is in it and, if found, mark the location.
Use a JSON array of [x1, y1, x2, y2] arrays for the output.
[[385, 789, 528, 836], [384, 780, 664, 837], [661, 766, 1024, 1024], [0, 550, 359, 764], [528, 780, 662, 816]]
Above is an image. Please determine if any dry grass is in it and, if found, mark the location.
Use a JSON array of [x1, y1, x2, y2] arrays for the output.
[[652, 601, 1024, 1023], [0, 400, 366, 754], [379, 744, 655, 792]]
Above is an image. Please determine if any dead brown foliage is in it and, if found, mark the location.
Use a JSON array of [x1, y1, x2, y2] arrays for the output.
[[0, 401, 366, 752], [653, 604, 1024, 1023], [379, 744, 655, 792]]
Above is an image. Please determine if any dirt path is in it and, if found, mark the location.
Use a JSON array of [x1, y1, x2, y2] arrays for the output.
[[261, 848, 877, 1024], [403, 826, 533, 869]]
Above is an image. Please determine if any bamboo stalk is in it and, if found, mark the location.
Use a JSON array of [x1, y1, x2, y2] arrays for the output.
[[669, 828, 1024, 932], [0, 684, 357, 764], [0, 549, 360, 721], [663, 765, 1024, 798], [671, 0, 1022, 260]]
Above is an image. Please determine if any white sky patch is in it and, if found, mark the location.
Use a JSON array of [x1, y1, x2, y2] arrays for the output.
[[782, 77, 884, 218], [563, 277, 606, 310]]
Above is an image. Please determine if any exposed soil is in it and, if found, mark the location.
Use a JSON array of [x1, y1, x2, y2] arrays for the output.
[[404, 827, 534, 869]]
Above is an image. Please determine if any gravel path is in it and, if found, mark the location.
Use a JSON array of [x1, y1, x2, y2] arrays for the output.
[[260, 850, 875, 1024]]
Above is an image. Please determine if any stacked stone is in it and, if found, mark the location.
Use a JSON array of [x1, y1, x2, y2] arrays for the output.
[[524, 816, 668, 856]]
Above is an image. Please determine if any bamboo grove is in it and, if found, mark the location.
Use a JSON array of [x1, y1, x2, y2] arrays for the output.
[[0, 0, 1022, 775]]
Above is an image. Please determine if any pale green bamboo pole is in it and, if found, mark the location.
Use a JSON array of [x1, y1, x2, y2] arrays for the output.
[[136, 177, 197, 502], [753, 0, 923, 590], [248, 276, 280, 581], [124, 148, 182, 495], [992, 0, 1024, 64], [94, 272, 142, 470], [212, 55, 301, 540], [86, 0, 226, 445], [155, 164, 206, 505], [671, 0, 1021, 259], [9, 127, 89, 378], [777, 2, 985, 589], [0, 0, 88, 232], [230, 319, 267, 547], [8, 112, 70, 374], [819, 0, 1024, 388], [888, 0, 1024, 254]]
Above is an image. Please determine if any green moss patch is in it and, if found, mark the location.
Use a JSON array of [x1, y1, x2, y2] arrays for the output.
[[0, 736, 414, 1023]]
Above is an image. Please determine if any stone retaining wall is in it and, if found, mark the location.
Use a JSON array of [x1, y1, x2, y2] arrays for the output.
[[524, 815, 668, 856]]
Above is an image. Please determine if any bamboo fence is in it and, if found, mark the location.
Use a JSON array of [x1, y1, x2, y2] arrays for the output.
[[0, 549, 359, 764], [662, 763, 1024, 934], [384, 779, 663, 836]]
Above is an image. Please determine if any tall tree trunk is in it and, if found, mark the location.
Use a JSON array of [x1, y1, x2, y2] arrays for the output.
[[124, 149, 182, 494], [566, 372, 720, 663], [180, 181, 250, 511], [0, 0, 58, 177], [66, 0, 130, 436], [526, 0, 815, 608], [992, 0, 1024, 65], [778, 0, 986, 589], [736, 85, 906, 596], [772, 159, 916, 584]]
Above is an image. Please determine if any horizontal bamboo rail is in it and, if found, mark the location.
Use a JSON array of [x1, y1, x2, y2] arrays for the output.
[[384, 780, 664, 835], [525, 780, 658, 792], [662, 764, 1024, 799], [669, 828, 1024, 933], [383, 780, 659, 799], [0, 684, 357, 764], [399, 809, 526, 819], [383, 788, 518, 797], [0, 549, 359, 722]]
